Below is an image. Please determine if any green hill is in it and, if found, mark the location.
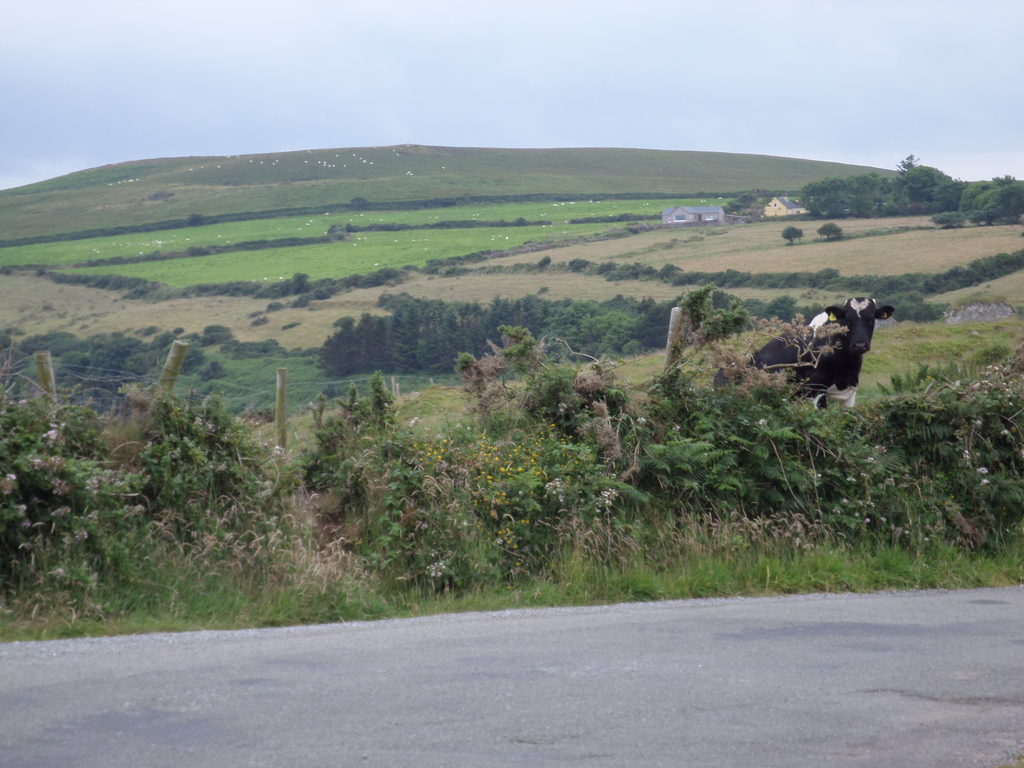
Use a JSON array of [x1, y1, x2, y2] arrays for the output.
[[0, 145, 892, 239]]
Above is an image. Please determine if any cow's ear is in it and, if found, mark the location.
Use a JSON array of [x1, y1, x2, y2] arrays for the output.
[[875, 305, 895, 320], [824, 306, 845, 323]]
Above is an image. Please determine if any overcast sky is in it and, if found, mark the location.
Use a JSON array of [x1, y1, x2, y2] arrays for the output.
[[2, 0, 1022, 191]]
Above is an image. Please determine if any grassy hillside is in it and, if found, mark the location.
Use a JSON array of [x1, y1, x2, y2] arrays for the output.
[[0, 145, 891, 239], [2, 145, 1022, 417]]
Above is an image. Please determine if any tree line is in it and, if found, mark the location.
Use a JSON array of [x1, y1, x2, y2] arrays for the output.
[[794, 155, 1024, 222]]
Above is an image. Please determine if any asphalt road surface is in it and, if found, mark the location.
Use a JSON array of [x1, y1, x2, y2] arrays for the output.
[[2, 587, 1023, 768]]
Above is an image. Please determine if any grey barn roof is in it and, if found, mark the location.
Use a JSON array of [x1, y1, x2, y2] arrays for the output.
[[662, 205, 724, 214]]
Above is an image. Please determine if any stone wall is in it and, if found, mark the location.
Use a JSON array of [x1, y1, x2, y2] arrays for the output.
[[943, 302, 1016, 325]]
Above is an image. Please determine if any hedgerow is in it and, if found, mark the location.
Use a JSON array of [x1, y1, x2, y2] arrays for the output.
[[0, 391, 296, 612], [301, 312, 1024, 592], [3, 310, 1023, 615]]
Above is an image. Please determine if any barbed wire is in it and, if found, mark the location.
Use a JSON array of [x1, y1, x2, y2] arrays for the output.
[[2, 348, 453, 413]]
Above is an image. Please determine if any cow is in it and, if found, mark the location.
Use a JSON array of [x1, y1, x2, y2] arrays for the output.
[[718, 297, 895, 408]]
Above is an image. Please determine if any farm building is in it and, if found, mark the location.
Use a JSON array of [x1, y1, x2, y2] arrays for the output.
[[661, 205, 725, 226], [763, 196, 806, 217]]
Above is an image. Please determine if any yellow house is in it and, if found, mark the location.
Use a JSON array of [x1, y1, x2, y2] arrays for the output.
[[764, 196, 806, 216]]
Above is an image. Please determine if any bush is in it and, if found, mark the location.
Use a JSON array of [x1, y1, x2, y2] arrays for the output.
[[131, 395, 289, 531], [0, 399, 140, 593], [642, 356, 1024, 548], [199, 325, 236, 346], [781, 226, 804, 244], [817, 222, 844, 241], [932, 211, 966, 229]]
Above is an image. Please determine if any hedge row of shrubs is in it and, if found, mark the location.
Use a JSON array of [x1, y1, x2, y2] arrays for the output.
[[4, 316, 1023, 609]]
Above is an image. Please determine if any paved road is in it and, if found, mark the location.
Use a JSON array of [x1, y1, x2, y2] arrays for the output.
[[2, 587, 1023, 767]]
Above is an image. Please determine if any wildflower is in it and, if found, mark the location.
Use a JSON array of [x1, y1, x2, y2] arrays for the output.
[[980, 479, 991, 486], [1, 473, 15, 494], [757, 418, 768, 427], [977, 467, 989, 474]]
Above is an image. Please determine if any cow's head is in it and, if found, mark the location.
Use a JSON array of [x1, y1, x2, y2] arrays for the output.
[[822, 297, 894, 354]]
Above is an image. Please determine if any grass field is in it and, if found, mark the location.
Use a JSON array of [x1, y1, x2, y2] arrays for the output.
[[2, 211, 1022, 356], [498, 217, 1024, 276], [0, 145, 891, 238], [64, 222, 614, 287], [0, 198, 689, 268]]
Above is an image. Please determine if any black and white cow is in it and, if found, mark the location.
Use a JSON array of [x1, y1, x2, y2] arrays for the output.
[[727, 297, 895, 408]]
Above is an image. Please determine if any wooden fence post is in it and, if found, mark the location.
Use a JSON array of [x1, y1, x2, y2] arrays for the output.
[[275, 367, 287, 450], [664, 306, 683, 369], [156, 340, 189, 395], [34, 350, 56, 400]]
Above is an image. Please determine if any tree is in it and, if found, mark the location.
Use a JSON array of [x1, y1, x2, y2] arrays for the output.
[[897, 165, 964, 213], [990, 176, 1024, 223], [801, 177, 852, 218], [896, 154, 920, 174], [781, 226, 804, 245], [961, 176, 1024, 224], [817, 222, 843, 241]]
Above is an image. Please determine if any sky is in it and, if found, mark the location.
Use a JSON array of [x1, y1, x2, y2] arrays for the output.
[[2, 0, 1022, 191]]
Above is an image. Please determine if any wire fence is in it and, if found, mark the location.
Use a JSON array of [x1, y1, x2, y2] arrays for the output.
[[1, 348, 457, 416]]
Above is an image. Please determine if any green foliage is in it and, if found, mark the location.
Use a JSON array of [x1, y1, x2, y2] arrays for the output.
[[5, 332, 1024, 635], [0, 390, 303, 618], [319, 293, 680, 376], [781, 226, 804, 244], [132, 395, 288, 527], [644, 356, 1024, 549], [666, 285, 750, 369], [303, 413, 639, 591], [932, 211, 966, 229], [0, 399, 140, 591], [817, 222, 844, 241], [801, 165, 965, 218], [960, 176, 1024, 225]]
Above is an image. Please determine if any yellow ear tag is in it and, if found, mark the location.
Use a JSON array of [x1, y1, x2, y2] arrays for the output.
[[828, 312, 838, 322]]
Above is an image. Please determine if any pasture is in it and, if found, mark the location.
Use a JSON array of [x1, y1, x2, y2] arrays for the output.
[[64, 222, 614, 287], [1, 207, 1022, 356], [500, 217, 1024, 276], [0, 145, 889, 238], [0, 198, 689, 268]]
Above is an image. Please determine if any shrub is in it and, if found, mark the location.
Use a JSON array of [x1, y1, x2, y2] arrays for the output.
[[130, 395, 293, 538], [781, 226, 804, 244], [932, 211, 966, 229], [199, 324, 236, 346], [0, 399, 141, 593], [641, 353, 1024, 549], [817, 222, 844, 241]]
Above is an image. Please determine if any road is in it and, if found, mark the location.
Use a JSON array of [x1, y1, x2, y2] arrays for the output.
[[2, 587, 1023, 767]]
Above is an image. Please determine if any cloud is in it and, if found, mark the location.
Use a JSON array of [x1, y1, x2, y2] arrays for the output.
[[2, 0, 1023, 188]]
